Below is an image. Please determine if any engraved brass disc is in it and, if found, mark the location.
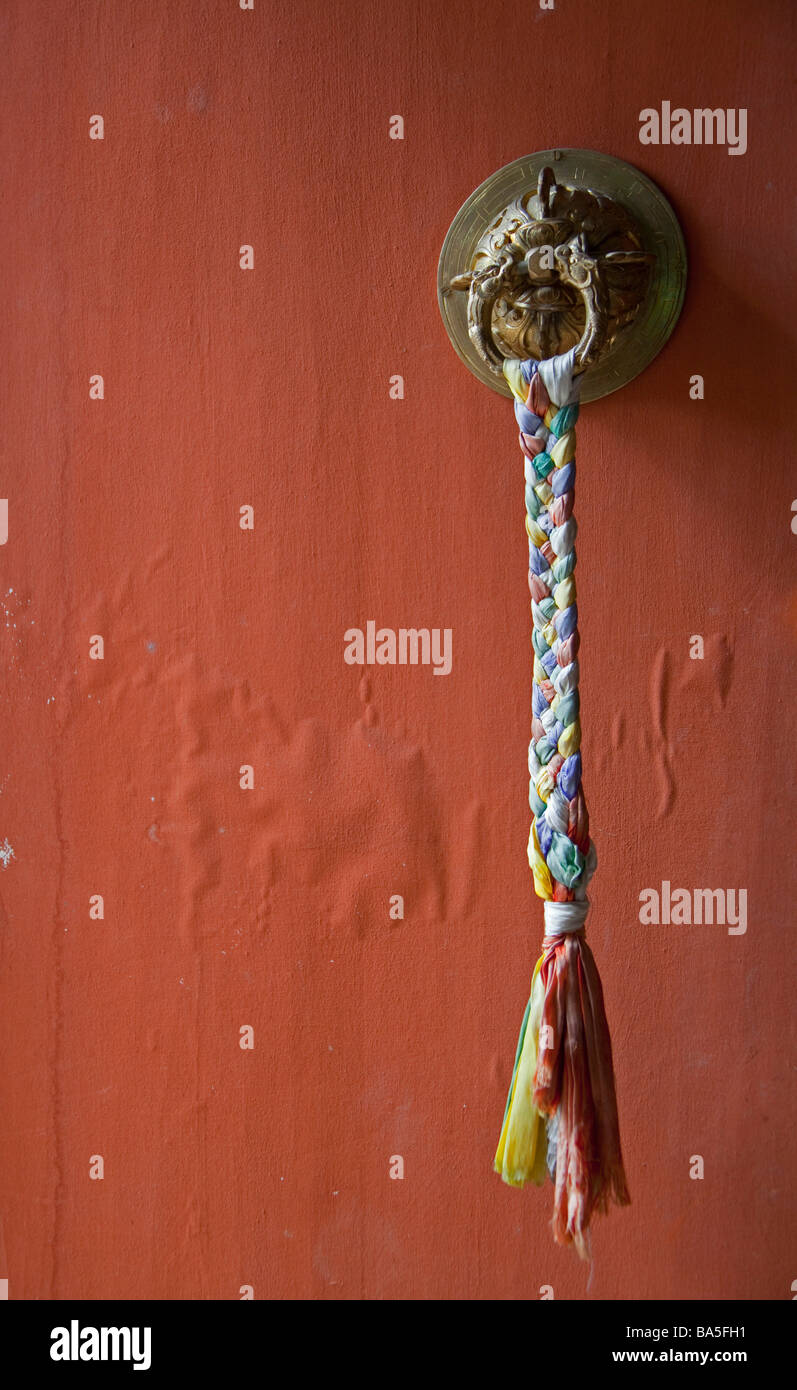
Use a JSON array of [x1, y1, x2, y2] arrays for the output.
[[437, 148, 687, 402]]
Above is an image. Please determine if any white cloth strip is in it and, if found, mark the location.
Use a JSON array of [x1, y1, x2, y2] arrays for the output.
[[543, 899, 589, 935], [538, 347, 582, 407]]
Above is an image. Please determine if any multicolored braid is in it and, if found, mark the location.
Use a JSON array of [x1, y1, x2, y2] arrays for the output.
[[494, 351, 630, 1259]]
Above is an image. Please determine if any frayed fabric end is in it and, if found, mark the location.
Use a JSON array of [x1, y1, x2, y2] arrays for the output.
[[495, 924, 629, 1258], [535, 931, 630, 1256]]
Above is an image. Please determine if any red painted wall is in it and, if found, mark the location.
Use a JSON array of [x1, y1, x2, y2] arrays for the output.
[[1, 0, 795, 1300]]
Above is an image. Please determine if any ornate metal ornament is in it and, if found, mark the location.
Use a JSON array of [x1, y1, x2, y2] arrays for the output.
[[438, 149, 686, 401]]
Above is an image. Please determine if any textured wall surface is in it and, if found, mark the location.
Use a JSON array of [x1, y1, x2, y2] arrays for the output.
[[1, 0, 795, 1301]]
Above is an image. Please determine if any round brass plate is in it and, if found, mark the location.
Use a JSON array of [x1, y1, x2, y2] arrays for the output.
[[437, 148, 687, 402]]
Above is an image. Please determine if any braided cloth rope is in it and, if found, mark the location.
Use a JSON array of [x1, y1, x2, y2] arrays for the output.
[[494, 348, 630, 1259]]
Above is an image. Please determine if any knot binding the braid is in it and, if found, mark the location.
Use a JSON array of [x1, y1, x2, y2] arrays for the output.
[[543, 900, 588, 935], [494, 348, 630, 1258]]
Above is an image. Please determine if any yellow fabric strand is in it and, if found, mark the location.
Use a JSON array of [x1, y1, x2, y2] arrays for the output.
[[494, 959, 548, 1186]]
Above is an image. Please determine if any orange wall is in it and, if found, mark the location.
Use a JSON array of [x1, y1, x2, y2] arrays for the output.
[[1, 0, 795, 1300]]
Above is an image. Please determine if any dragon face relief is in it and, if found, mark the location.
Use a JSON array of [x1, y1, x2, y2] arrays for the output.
[[448, 166, 655, 376]]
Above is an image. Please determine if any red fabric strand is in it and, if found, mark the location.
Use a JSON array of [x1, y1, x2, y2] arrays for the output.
[[533, 933, 630, 1257]]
